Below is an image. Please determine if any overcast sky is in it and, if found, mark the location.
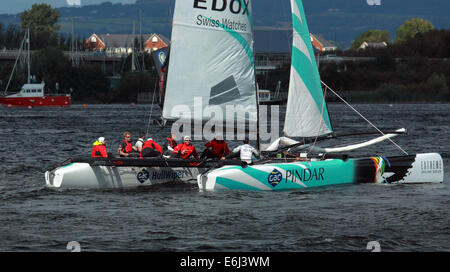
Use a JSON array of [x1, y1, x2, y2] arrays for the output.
[[0, 0, 136, 14]]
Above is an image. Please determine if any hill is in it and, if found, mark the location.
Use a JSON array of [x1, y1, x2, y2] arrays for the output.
[[0, 0, 449, 50]]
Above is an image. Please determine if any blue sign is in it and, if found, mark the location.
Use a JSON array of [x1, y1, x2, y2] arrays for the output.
[[137, 169, 150, 184], [268, 169, 282, 187]]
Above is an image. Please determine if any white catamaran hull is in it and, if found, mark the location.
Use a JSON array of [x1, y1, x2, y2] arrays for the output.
[[198, 153, 444, 191], [45, 163, 203, 189]]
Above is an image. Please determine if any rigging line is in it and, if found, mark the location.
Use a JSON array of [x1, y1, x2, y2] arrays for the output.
[[321, 81, 408, 155], [4, 32, 26, 95], [145, 81, 159, 137]]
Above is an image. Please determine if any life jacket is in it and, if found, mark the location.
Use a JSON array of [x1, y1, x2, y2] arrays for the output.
[[141, 139, 163, 157], [173, 143, 198, 159], [120, 140, 133, 153], [91, 141, 107, 158], [205, 139, 230, 157], [166, 137, 177, 149]]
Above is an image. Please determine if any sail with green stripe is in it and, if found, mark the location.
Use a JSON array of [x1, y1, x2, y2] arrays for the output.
[[284, 0, 333, 137], [162, 0, 257, 123]]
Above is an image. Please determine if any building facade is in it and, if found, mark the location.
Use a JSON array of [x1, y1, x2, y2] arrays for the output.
[[84, 33, 170, 54]]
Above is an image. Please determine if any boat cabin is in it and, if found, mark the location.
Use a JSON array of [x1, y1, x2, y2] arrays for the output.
[[7, 83, 45, 98]]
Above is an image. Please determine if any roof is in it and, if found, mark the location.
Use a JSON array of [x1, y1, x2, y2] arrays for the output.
[[359, 41, 388, 49], [90, 33, 170, 48], [311, 34, 337, 49]]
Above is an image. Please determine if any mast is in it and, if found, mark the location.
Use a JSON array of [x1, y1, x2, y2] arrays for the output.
[[140, 9, 145, 71], [27, 28, 30, 84], [132, 21, 136, 72]]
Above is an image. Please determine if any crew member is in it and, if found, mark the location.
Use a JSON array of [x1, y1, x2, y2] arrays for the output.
[[141, 138, 163, 158], [91, 137, 108, 158], [118, 131, 136, 157], [225, 137, 261, 164], [200, 134, 230, 159], [134, 131, 146, 153], [164, 133, 178, 155], [172, 136, 199, 159]]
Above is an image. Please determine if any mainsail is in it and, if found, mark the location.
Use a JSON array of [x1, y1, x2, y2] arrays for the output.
[[283, 0, 333, 137], [162, 0, 257, 124]]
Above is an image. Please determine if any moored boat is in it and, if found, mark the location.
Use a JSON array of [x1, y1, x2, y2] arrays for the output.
[[0, 82, 70, 107], [1, 29, 70, 108]]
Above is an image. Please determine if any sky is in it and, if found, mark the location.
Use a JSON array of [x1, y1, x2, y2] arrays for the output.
[[0, 0, 136, 14]]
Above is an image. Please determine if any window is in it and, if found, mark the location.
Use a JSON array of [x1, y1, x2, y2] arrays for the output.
[[32, 89, 36, 93]]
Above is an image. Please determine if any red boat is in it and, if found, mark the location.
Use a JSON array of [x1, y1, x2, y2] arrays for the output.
[[1, 29, 71, 108], [0, 83, 71, 107]]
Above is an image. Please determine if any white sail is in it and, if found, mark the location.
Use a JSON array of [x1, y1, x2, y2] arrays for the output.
[[162, 0, 257, 123], [284, 0, 333, 137]]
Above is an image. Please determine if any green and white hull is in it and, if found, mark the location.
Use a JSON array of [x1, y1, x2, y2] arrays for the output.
[[198, 153, 444, 191]]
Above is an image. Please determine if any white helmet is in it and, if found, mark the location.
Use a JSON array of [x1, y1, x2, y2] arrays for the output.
[[98, 137, 105, 144]]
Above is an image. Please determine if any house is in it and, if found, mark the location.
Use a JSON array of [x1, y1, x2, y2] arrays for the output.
[[310, 34, 338, 53], [84, 33, 170, 54], [359, 41, 388, 50], [143, 34, 170, 53]]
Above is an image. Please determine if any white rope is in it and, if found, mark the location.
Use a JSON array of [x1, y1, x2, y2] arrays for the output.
[[321, 81, 408, 155], [4, 35, 26, 95]]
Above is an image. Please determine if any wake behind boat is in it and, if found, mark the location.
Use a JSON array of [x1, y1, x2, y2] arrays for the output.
[[45, 157, 241, 189]]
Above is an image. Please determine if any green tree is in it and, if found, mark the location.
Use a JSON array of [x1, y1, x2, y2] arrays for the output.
[[20, 4, 60, 49], [395, 18, 434, 44], [0, 23, 4, 48], [4, 24, 23, 49], [351, 30, 390, 50], [31, 47, 71, 91]]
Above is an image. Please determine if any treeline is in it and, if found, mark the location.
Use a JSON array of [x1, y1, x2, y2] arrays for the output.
[[261, 29, 450, 103], [0, 22, 85, 50], [0, 3, 160, 103]]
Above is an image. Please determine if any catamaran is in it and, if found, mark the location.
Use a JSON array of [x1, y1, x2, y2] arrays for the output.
[[197, 0, 444, 191]]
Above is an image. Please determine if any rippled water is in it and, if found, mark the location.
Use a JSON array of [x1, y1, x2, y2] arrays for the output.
[[0, 103, 449, 252]]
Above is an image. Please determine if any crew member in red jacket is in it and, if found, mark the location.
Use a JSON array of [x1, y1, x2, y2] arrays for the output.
[[163, 133, 178, 155], [91, 137, 108, 158], [200, 134, 230, 159], [172, 136, 199, 159], [118, 131, 139, 157], [141, 138, 163, 157]]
